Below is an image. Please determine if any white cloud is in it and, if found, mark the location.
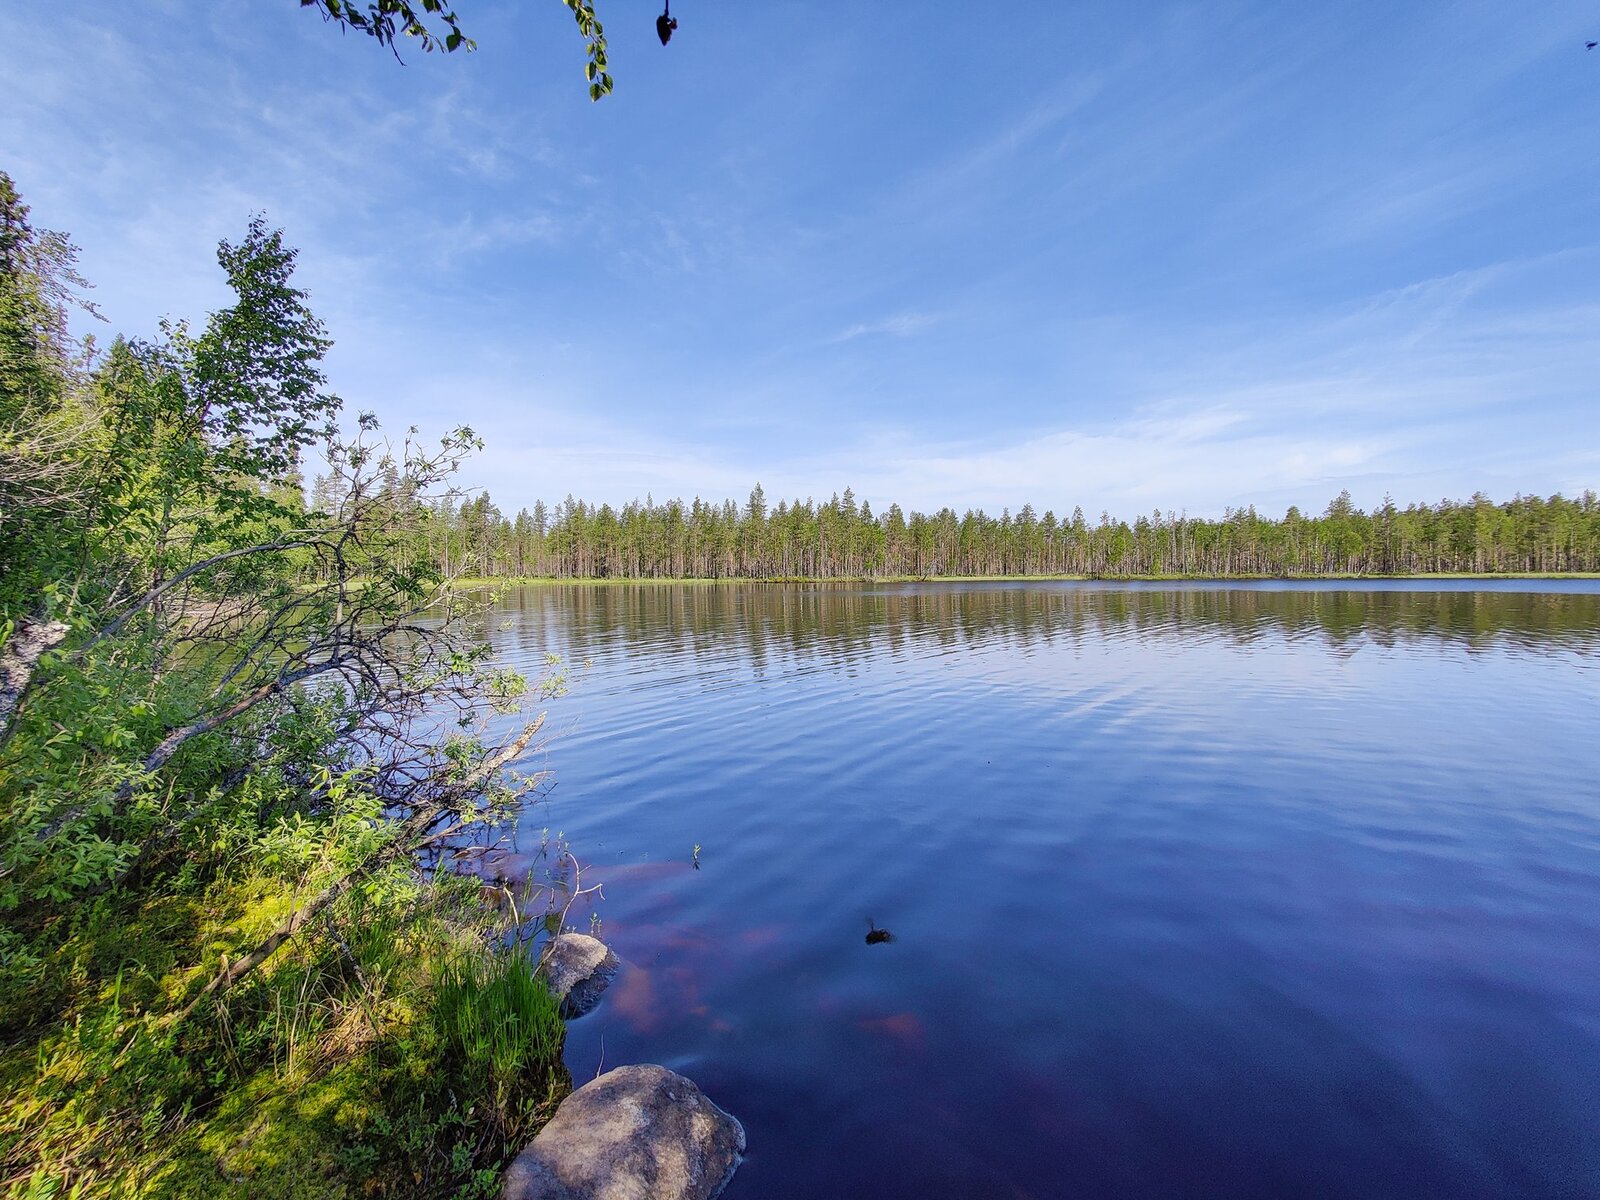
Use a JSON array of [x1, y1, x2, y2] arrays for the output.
[[828, 313, 940, 343], [9, 1, 1596, 530]]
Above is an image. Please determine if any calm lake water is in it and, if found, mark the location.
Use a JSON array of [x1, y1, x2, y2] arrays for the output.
[[481, 581, 1600, 1199]]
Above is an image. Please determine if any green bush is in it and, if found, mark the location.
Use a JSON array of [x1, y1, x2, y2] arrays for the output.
[[1, 176, 570, 1200]]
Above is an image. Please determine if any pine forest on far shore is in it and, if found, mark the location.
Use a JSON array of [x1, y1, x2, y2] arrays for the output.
[[314, 478, 1600, 580]]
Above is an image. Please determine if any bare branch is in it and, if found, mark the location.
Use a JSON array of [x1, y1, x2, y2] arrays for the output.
[[76, 537, 319, 657], [181, 715, 545, 1016]]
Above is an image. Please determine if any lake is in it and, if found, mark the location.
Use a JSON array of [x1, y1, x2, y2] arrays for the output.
[[479, 580, 1600, 1199]]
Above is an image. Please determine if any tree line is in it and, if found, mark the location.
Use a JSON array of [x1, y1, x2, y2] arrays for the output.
[[337, 480, 1600, 580]]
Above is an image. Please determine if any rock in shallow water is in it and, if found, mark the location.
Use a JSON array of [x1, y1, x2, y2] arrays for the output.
[[502, 1065, 745, 1200], [537, 933, 618, 1018]]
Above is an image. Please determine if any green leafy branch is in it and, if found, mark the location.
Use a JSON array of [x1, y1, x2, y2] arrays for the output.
[[301, 0, 614, 100], [561, 0, 613, 101], [300, 0, 474, 56]]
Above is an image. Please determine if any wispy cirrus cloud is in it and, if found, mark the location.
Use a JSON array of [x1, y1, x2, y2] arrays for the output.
[[828, 313, 940, 343], [5, 0, 1596, 525]]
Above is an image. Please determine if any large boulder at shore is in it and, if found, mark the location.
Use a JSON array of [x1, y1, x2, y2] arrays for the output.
[[538, 933, 618, 1018], [502, 1065, 745, 1200]]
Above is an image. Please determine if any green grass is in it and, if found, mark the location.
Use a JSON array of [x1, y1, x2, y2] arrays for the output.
[[0, 876, 569, 1200]]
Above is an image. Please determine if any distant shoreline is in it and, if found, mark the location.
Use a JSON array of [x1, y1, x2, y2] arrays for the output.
[[449, 572, 1600, 587]]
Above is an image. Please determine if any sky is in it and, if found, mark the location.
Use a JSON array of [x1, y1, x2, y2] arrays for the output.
[[3, 1, 1598, 520]]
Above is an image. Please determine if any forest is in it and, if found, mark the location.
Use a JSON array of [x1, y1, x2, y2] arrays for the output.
[[369, 482, 1600, 582]]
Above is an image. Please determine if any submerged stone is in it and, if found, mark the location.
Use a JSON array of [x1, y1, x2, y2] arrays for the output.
[[502, 1064, 745, 1200], [538, 933, 618, 1018]]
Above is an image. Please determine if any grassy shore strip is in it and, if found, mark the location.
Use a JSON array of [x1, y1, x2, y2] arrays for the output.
[[450, 572, 1600, 587]]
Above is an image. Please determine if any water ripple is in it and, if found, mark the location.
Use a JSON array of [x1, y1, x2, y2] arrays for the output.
[[476, 582, 1600, 1199]]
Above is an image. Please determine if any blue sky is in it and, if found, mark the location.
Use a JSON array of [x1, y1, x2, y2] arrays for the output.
[[4, 1, 1597, 518]]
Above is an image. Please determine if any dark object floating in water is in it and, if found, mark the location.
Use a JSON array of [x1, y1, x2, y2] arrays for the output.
[[657, 1, 678, 45], [865, 920, 895, 945]]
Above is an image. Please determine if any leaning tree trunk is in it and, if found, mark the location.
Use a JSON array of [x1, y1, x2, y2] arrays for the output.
[[0, 616, 69, 745]]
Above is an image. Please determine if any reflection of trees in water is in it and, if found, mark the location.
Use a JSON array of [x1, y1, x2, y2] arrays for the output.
[[489, 584, 1600, 671]]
